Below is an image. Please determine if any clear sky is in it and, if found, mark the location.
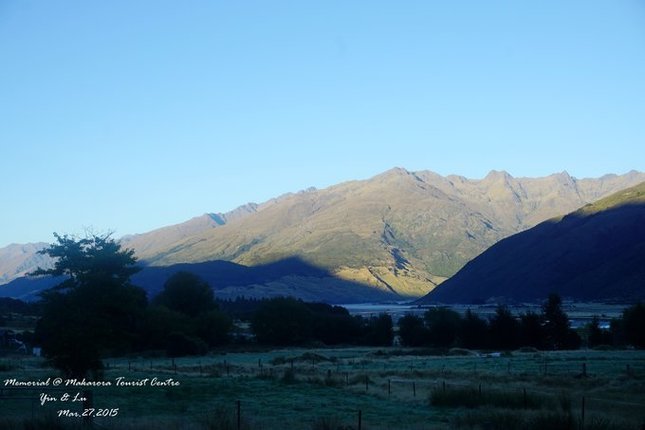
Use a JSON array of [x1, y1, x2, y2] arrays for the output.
[[1, 1, 644, 247]]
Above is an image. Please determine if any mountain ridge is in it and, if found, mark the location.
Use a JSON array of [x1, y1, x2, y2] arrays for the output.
[[2, 168, 644, 301], [418, 181, 645, 303]]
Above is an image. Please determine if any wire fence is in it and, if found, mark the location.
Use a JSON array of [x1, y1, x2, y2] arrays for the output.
[[2, 350, 645, 429]]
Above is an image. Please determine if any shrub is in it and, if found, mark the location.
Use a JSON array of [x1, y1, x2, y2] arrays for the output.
[[311, 416, 352, 430], [281, 368, 297, 384], [165, 331, 208, 357], [430, 386, 548, 410]]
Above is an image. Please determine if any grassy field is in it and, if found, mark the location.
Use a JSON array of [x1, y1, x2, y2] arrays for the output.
[[1, 347, 645, 429]]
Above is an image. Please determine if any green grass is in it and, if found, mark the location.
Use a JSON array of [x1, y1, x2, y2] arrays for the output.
[[1, 348, 644, 429], [430, 385, 549, 409]]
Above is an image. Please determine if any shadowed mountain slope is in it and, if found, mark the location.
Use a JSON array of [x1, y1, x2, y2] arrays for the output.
[[122, 169, 645, 297], [2, 168, 644, 301], [419, 182, 645, 303], [0, 257, 398, 304]]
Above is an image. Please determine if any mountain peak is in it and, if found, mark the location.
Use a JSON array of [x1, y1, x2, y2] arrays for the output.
[[384, 166, 411, 176], [484, 170, 512, 180]]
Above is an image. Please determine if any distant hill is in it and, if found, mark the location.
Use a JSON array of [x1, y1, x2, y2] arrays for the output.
[[2, 168, 645, 301], [418, 182, 645, 303], [0, 257, 397, 304], [0, 243, 51, 285]]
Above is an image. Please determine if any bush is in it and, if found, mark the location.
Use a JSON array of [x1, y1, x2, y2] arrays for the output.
[[424, 308, 461, 347], [398, 314, 428, 346], [453, 409, 578, 430], [311, 416, 352, 430], [165, 331, 208, 357], [281, 368, 297, 384], [204, 406, 251, 430], [430, 386, 548, 410], [251, 297, 313, 345]]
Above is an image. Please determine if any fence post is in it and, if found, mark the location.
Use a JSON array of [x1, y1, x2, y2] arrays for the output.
[[237, 400, 241, 430], [358, 410, 362, 430], [413, 381, 416, 397], [580, 396, 585, 430], [388, 379, 391, 397], [365, 375, 368, 392], [83, 390, 94, 426]]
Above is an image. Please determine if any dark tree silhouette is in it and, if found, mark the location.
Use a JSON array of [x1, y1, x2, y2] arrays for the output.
[[193, 310, 233, 347], [459, 309, 488, 349], [621, 302, 645, 348], [542, 293, 580, 350], [362, 313, 394, 346], [33, 233, 146, 378], [151, 272, 231, 353], [154, 271, 216, 317], [251, 297, 313, 345], [398, 314, 428, 347], [586, 315, 612, 348], [519, 311, 545, 349], [488, 305, 520, 350], [307, 303, 362, 345], [424, 308, 461, 347]]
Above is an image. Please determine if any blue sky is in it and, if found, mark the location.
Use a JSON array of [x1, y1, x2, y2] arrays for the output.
[[1, 1, 644, 247]]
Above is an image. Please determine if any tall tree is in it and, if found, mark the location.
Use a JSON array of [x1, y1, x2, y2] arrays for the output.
[[488, 305, 520, 350], [398, 314, 428, 347], [542, 293, 580, 350], [251, 297, 313, 345], [33, 233, 146, 378], [424, 307, 461, 347], [621, 303, 645, 348], [459, 309, 489, 349], [154, 271, 216, 317], [362, 313, 394, 346], [519, 311, 545, 349], [586, 315, 612, 348]]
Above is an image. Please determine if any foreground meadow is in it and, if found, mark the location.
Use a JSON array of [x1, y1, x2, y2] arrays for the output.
[[1, 348, 644, 429]]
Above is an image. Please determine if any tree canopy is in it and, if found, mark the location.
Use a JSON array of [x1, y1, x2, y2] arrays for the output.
[[33, 233, 146, 378], [153, 271, 216, 317]]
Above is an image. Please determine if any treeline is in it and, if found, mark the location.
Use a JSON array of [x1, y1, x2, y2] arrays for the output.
[[12, 233, 645, 380], [134, 278, 393, 354], [399, 294, 645, 350], [250, 297, 393, 346]]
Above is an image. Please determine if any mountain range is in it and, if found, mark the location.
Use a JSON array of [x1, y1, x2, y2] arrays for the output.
[[2, 168, 644, 302], [419, 181, 645, 303]]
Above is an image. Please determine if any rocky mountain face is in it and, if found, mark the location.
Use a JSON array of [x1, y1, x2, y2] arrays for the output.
[[419, 181, 645, 303], [0, 243, 51, 285], [2, 168, 644, 302]]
